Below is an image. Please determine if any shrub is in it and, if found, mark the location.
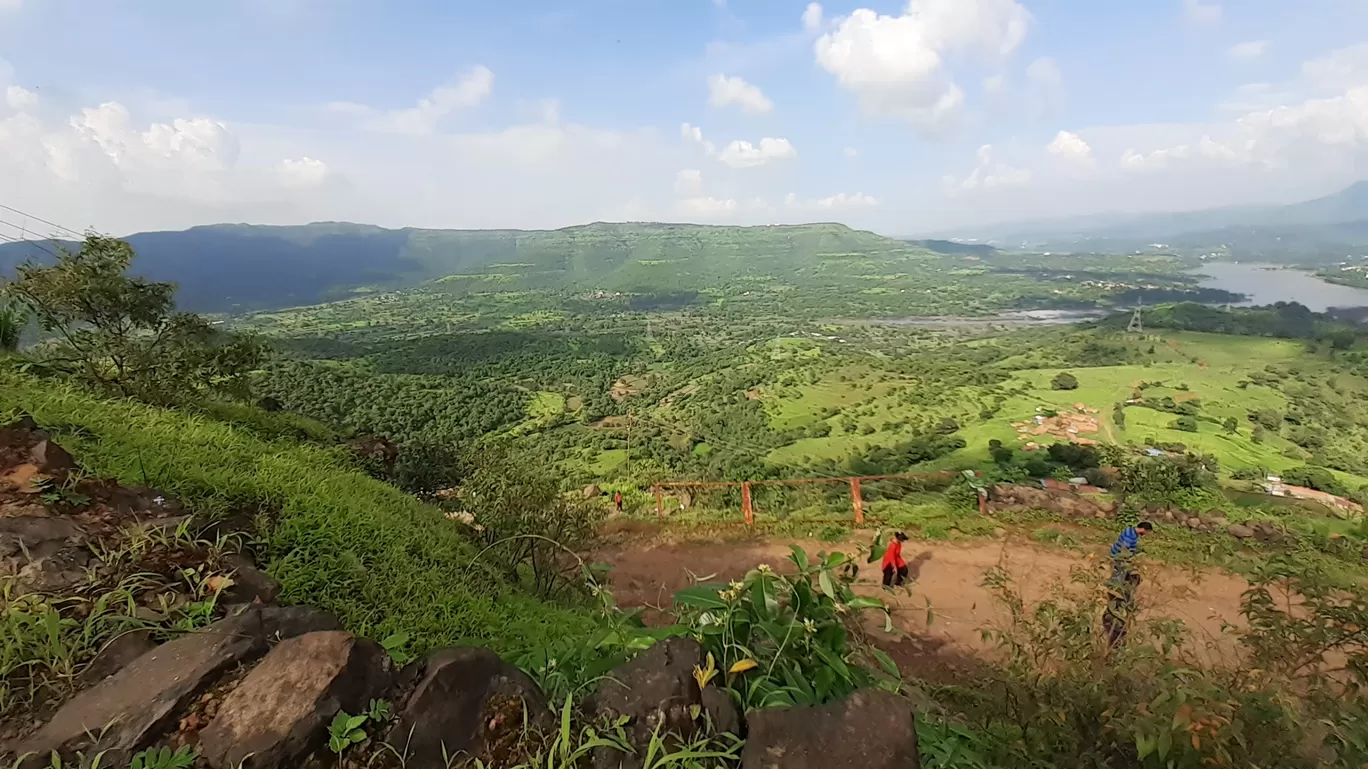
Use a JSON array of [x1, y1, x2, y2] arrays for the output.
[[1051, 372, 1079, 390], [1170, 415, 1198, 432], [1280, 465, 1347, 496]]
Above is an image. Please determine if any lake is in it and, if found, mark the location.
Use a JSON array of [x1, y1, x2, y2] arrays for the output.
[[1190, 262, 1368, 312]]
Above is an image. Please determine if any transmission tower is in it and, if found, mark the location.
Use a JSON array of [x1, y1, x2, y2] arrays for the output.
[[1126, 298, 1144, 334]]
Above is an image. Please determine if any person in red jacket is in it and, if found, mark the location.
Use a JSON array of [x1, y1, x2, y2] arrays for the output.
[[881, 531, 910, 587]]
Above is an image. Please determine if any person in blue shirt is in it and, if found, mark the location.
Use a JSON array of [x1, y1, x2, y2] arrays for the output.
[[1110, 521, 1153, 582]]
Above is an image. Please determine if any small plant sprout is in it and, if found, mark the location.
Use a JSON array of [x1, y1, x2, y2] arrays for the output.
[[129, 745, 196, 769], [366, 697, 393, 723], [327, 710, 369, 756]]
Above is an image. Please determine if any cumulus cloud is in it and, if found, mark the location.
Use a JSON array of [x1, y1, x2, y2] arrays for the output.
[[278, 157, 328, 187], [333, 66, 493, 137], [1026, 57, 1065, 115], [1303, 43, 1368, 90], [802, 2, 824, 33], [717, 137, 797, 168], [944, 144, 1030, 190], [813, 0, 1030, 132], [707, 74, 774, 115], [674, 168, 703, 194], [680, 196, 738, 215], [786, 191, 878, 208], [1228, 41, 1269, 60], [1047, 130, 1094, 166], [681, 122, 717, 156], [1183, 0, 1222, 24], [5, 85, 36, 112]]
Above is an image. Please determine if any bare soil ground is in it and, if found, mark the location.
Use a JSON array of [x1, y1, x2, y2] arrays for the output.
[[594, 525, 1250, 682]]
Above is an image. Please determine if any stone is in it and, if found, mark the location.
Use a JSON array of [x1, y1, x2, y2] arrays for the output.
[[4, 413, 39, 432], [385, 647, 552, 769], [583, 484, 602, 499], [1227, 523, 1255, 540], [1162, 510, 1176, 522], [10, 606, 328, 767], [992, 527, 1007, 539], [741, 689, 919, 769], [221, 553, 281, 606], [198, 632, 393, 769], [587, 637, 706, 769], [700, 686, 741, 737], [80, 629, 158, 686], [0, 515, 87, 594], [1186, 517, 1202, 529], [29, 439, 76, 476]]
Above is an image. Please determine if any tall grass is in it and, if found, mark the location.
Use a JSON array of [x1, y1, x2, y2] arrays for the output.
[[0, 372, 596, 657]]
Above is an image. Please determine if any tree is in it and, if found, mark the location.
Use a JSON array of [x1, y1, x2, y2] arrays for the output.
[[0, 301, 26, 352], [5, 235, 265, 404], [1112, 403, 1126, 429], [1172, 415, 1198, 432], [1223, 416, 1239, 434], [1252, 425, 1266, 444], [1051, 371, 1079, 391]]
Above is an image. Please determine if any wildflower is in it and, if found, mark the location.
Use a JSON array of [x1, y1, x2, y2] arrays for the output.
[[803, 619, 817, 634], [729, 580, 744, 591], [757, 564, 773, 574]]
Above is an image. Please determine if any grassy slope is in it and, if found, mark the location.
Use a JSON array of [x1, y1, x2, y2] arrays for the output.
[[0, 373, 594, 656]]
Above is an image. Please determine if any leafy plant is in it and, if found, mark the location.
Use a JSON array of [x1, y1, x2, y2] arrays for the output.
[[366, 698, 393, 723], [0, 300, 27, 353], [672, 546, 900, 710], [128, 746, 196, 769], [327, 710, 370, 756], [509, 694, 631, 769], [380, 631, 416, 666]]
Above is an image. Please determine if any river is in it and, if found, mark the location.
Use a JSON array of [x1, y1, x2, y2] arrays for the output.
[[1190, 262, 1368, 312]]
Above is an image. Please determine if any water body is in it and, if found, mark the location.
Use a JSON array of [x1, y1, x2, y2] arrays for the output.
[[866, 309, 1107, 329], [1190, 262, 1368, 312]]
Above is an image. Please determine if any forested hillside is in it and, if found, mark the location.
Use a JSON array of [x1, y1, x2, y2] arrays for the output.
[[0, 221, 919, 312]]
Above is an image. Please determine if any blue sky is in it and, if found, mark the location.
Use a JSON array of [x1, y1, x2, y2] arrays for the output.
[[1, 0, 1366, 237]]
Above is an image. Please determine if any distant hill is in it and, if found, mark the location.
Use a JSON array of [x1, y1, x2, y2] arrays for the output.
[[904, 239, 999, 257], [0, 221, 919, 313], [948, 181, 1368, 257]]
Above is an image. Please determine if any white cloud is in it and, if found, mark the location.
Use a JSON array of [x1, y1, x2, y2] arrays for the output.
[[717, 137, 797, 168], [983, 74, 1006, 94], [1026, 56, 1064, 114], [1303, 43, 1368, 91], [674, 168, 703, 194], [945, 144, 1030, 190], [1228, 41, 1269, 60], [707, 74, 774, 115], [1047, 130, 1094, 166], [802, 2, 824, 33], [844, 146, 858, 159], [680, 196, 738, 215], [1183, 0, 1222, 24], [278, 157, 328, 187], [813, 0, 1030, 132], [340, 66, 494, 137], [786, 191, 878, 209], [681, 122, 717, 156], [5, 85, 36, 112]]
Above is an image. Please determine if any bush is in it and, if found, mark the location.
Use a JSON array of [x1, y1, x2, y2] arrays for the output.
[[1230, 466, 1268, 481], [1281, 465, 1348, 496], [1051, 372, 1079, 390], [1171, 415, 1198, 432], [1047, 442, 1101, 470]]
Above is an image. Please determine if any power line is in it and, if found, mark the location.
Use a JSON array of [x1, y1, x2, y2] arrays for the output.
[[0, 202, 84, 239], [0, 221, 63, 260]]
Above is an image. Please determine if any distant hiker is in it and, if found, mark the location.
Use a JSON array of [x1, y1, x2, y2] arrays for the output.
[[1109, 521, 1153, 582], [1103, 570, 1142, 649], [881, 531, 910, 587], [613, 491, 624, 513]]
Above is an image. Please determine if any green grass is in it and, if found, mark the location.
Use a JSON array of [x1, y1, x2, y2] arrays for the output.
[[0, 373, 595, 657]]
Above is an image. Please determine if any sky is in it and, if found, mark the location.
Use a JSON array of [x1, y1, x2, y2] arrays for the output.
[[1, 0, 1368, 238]]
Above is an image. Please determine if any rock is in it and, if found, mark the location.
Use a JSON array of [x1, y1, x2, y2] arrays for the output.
[[741, 689, 919, 769], [385, 647, 552, 769], [11, 606, 330, 766], [1227, 523, 1255, 540], [992, 527, 1007, 539], [1213, 516, 1229, 527], [583, 484, 602, 499], [587, 637, 706, 769], [0, 515, 88, 594], [1162, 510, 1175, 522], [198, 631, 393, 769], [29, 439, 76, 476], [700, 687, 741, 737], [1094, 511, 1108, 519], [221, 553, 281, 606], [80, 629, 157, 686], [257, 397, 283, 413], [1186, 517, 1202, 529], [4, 412, 39, 432]]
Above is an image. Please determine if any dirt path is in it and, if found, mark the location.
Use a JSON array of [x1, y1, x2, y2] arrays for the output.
[[595, 531, 1249, 680]]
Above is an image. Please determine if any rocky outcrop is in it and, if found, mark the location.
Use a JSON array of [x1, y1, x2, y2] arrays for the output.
[[988, 484, 1115, 519], [197, 632, 393, 769], [386, 647, 552, 769], [587, 637, 735, 769], [11, 606, 337, 767], [741, 689, 920, 769]]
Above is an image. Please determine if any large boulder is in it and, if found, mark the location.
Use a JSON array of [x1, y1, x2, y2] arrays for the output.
[[28, 439, 76, 477], [198, 631, 393, 769], [1227, 523, 1255, 540], [9, 606, 337, 767], [0, 515, 88, 594], [385, 647, 552, 769], [587, 637, 715, 769], [741, 689, 920, 769]]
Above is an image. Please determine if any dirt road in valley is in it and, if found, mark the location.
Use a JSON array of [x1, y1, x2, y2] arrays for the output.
[[594, 530, 1250, 681]]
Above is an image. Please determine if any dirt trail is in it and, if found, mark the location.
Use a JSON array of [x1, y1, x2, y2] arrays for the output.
[[595, 532, 1250, 680]]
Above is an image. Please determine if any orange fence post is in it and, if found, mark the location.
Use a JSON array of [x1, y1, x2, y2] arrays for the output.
[[741, 482, 754, 526], [850, 477, 864, 524], [655, 485, 664, 519]]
